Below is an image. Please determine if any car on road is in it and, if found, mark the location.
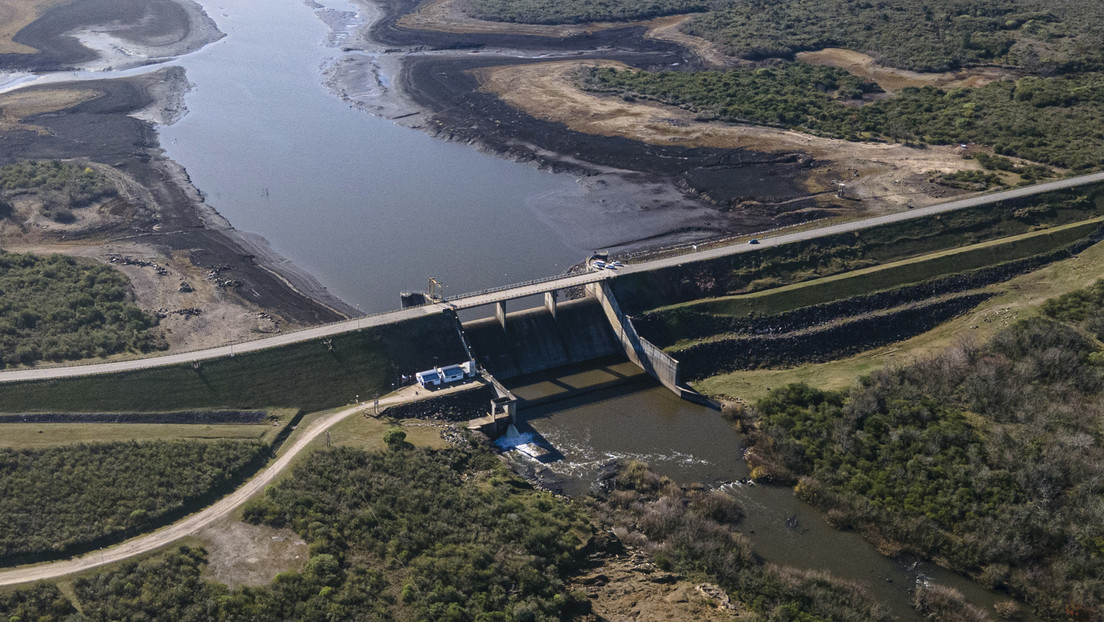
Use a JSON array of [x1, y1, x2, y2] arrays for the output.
[[749, 239, 760, 245]]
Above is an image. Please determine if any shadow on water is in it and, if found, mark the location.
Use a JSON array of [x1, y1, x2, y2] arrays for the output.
[[502, 357, 1039, 622]]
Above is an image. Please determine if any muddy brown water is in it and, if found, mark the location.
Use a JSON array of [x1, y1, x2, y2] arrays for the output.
[[507, 358, 1039, 622]]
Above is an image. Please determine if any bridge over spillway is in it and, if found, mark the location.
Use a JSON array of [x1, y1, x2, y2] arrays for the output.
[[2, 170, 1103, 389]]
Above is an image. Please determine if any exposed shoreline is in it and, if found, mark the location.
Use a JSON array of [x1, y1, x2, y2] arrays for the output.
[[0, 0, 357, 360], [322, 0, 839, 251]]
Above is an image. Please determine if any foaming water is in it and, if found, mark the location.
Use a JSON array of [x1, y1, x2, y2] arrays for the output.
[[509, 360, 748, 495]]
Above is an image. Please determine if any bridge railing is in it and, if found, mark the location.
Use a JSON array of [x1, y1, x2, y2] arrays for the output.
[[443, 271, 595, 304]]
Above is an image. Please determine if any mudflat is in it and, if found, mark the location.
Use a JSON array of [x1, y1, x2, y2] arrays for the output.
[[0, 0, 221, 71]]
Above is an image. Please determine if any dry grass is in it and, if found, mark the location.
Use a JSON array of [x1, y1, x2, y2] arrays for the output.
[[325, 415, 452, 452], [695, 237, 1104, 402], [473, 60, 983, 211], [0, 0, 69, 55], [0, 87, 98, 133], [198, 518, 307, 588], [0, 409, 297, 449], [0, 423, 278, 449]]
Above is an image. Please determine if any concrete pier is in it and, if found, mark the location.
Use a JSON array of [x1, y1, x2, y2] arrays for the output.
[[544, 291, 557, 319]]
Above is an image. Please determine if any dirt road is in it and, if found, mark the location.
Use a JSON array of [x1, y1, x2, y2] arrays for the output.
[[0, 383, 472, 586]]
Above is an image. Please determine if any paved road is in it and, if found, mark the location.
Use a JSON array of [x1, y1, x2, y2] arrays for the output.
[[619, 170, 1104, 273], [0, 383, 475, 587], [2, 171, 1103, 384]]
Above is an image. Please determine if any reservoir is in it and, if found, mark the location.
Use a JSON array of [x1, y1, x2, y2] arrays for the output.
[[158, 0, 583, 312]]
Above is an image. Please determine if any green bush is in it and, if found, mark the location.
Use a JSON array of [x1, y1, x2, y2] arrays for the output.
[[0, 250, 163, 367], [0, 160, 117, 216], [0, 440, 269, 564]]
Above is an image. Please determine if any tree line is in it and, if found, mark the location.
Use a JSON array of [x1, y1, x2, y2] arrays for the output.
[[740, 299, 1104, 617], [683, 0, 1104, 73], [0, 440, 269, 565], [466, 0, 707, 25]]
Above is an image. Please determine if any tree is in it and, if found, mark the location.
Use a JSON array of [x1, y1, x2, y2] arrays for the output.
[[384, 427, 409, 450]]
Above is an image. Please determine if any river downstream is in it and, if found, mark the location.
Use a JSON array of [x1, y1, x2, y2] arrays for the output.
[[505, 360, 1039, 621]]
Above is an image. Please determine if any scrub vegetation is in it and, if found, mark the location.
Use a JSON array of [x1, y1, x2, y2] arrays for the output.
[[0, 445, 593, 621], [467, 0, 1104, 74], [0, 440, 269, 565], [583, 63, 1104, 170], [594, 461, 893, 621], [0, 250, 163, 368], [738, 302, 1104, 617], [0, 160, 118, 223], [1, 443, 910, 621], [613, 184, 1104, 313], [684, 0, 1104, 73]]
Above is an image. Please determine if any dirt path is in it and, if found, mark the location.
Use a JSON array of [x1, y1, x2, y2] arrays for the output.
[[797, 48, 1019, 94], [643, 14, 732, 69], [0, 383, 472, 586]]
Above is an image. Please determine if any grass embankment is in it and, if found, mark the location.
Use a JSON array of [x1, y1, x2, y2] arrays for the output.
[[0, 408, 298, 449], [0, 314, 468, 413], [696, 232, 1104, 400], [323, 413, 452, 452], [612, 183, 1104, 313], [660, 216, 1102, 321]]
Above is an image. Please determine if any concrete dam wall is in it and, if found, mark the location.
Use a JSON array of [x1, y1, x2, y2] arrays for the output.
[[463, 299, 622, 379]]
